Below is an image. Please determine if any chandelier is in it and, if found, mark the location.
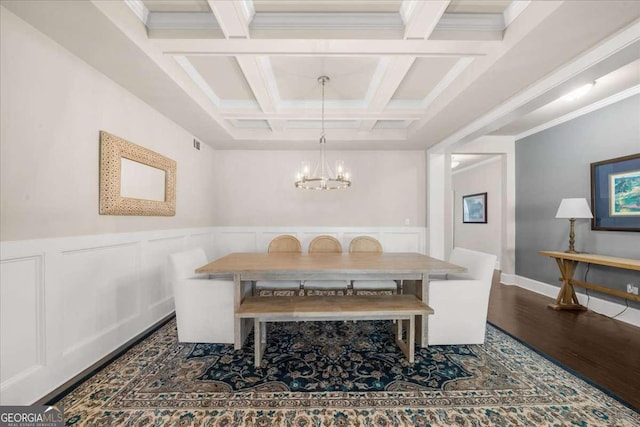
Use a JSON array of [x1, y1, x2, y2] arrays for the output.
[[295, 76, 351, 190]]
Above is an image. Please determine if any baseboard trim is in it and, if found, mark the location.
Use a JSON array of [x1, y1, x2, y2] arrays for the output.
[[513, 275, 640, 329], [37, 312, 176, 406]]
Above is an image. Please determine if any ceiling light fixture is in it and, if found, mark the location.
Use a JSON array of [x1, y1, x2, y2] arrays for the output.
[[295, 76, 351, 190], [561, 82, 595, 102]]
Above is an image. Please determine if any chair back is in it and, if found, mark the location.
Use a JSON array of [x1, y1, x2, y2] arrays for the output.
[[168, 248, 208, 284], [449, 247, 496, 285], [308, 235, 342, 253], [268, 235, 302, 253], [349, 236, 383, 253]]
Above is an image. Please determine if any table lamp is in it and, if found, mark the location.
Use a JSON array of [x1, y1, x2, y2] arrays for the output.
[[555, 198, 593, 253]]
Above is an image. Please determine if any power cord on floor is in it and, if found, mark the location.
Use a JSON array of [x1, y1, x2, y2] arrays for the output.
[[582, 263, 629, 320]]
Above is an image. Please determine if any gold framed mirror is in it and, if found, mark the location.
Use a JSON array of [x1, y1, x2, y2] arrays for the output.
[[99, 131, 176, 216]]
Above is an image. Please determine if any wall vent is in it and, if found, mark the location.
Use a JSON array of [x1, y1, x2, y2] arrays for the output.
[[193, 139, 201, 150]]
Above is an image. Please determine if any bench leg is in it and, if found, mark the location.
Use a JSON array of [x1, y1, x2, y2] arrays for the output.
[[254, 319, 266, 368], [408, 315, 415, 364], [395, 316, 415, 364]]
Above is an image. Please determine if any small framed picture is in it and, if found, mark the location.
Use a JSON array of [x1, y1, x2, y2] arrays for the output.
[[463, 192, 487, 224]]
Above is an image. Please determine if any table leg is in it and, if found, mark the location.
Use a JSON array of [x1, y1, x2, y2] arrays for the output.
[[254, 319, 263, 368], [234, 274, 243, 350], [412, 275, 428, 347], [548, 258, 586, 311]]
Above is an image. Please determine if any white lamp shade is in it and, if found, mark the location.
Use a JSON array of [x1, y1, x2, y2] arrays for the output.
[[555, 198, 593, 219]]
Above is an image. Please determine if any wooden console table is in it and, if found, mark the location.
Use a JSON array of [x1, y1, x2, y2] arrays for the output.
[[539, 251, 640, 310]]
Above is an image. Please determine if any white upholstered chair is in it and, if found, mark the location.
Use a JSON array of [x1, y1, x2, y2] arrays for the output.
[[349, 236, 398, 293], [303, 235, 350, 291], [427, 247, 497, 345], [168, 248, 234, 343], [256, 235, 302, 291]]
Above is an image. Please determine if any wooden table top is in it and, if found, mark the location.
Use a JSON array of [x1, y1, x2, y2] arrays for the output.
[[539, 251, 640, 271], [196, 252, 465, 275]]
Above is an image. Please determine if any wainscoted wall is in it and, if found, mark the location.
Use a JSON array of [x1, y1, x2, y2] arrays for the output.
[[0, 226, 426, 404], [0, 227, 216, 405], [211, 227, 427, 258]]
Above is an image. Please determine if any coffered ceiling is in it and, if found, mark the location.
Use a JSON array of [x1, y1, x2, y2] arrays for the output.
[[3, 0, 640, 151]]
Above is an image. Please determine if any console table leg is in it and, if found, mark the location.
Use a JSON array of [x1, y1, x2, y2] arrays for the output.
[[548, 259, 586, 311]]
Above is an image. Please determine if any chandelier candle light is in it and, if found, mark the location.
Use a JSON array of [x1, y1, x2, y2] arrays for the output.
[[295, 76, 351, 190]]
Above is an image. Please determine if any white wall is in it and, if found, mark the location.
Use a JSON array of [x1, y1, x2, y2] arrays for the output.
[[452, 157, 502, 267], [0, 8, 217, 242], [0, 8, 218, 404], [213, 150, 426, 227]]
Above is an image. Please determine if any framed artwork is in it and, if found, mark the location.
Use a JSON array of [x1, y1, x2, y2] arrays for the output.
[[590, 153, 640, 231], [462, 192, 487, 224]]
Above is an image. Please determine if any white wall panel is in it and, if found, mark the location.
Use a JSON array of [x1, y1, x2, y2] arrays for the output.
[[61, 243, 139, 356], [0, 227, 215, 405], [381, 231, 423, 253], [143, 236, 185, 311], [0, 256, 43, 385], [215, 231, 257, 257]]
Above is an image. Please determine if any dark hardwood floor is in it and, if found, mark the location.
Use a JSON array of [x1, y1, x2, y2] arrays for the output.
[[487, 280, 640, 410]]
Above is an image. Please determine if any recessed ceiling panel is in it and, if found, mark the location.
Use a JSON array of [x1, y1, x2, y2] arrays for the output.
[[445, 0, 511, 14], [392, 57, 460, 101], [269, 56, 381, 101], [142, 0, 211, 13], [374, 120, 412, 129], [187, 56, 256, 101], [287, 120, 361, 129], [253, 0, 401, 13]]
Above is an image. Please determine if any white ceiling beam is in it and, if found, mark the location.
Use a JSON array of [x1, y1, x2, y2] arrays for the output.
[[230, 128, 409, 142], [360, 56, 416, 131], [504, 1, 531, 28], [207, 0, 251, 39], [402, 0, 450, 40], [222, 111, 424, 121], [234, 56, 283, 131], [156, 38, 496, 57]]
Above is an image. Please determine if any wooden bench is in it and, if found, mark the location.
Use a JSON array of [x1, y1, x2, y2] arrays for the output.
[[237, 294, 434, 367]]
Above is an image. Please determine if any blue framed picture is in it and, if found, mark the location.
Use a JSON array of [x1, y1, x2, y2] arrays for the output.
[[462, 192, 487, 224], [590, 153, 640, 231]]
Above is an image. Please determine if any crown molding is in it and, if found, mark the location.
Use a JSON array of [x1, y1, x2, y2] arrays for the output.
[[515, 85, 640, 140], [451, 154, 501, 175]]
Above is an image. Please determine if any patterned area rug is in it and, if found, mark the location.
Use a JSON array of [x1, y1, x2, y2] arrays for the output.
[[59, 319, 639, 426]]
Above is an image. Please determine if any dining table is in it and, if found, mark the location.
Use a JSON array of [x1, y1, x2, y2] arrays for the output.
[[196, 251, 466, 349]]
